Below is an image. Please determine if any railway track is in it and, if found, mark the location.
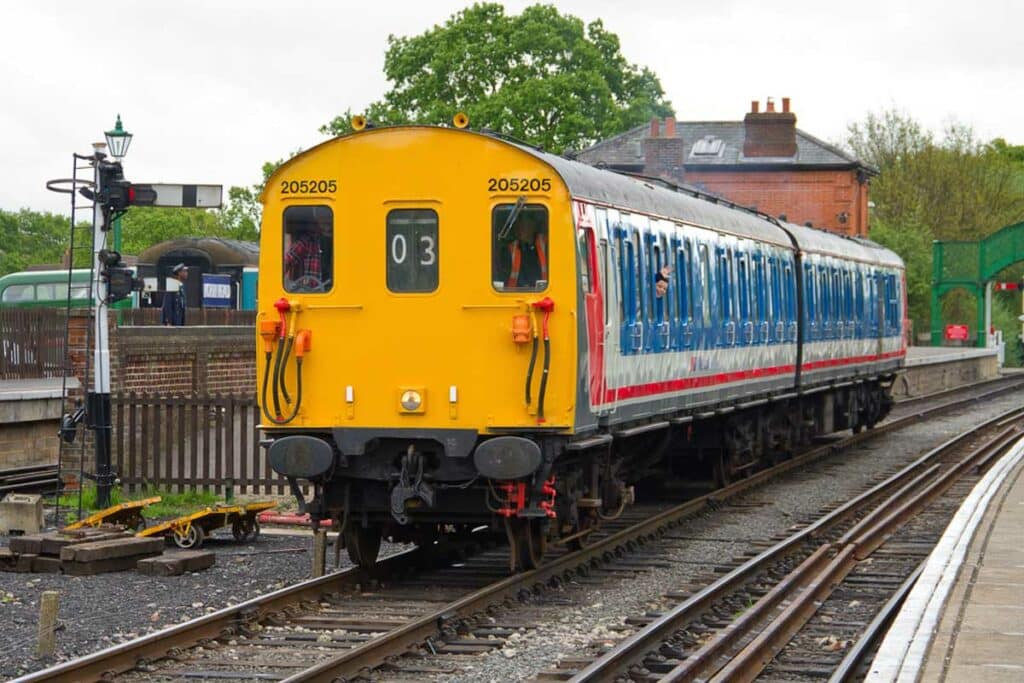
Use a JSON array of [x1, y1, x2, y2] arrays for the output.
[[16, 377, 1024, 683], [554, 405, 1024, 682]]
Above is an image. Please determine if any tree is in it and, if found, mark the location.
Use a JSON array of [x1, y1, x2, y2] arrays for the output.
[[321, 3, 673, 152], [847, 110, 1024, 242], [216, 160, 285, 241], [0, 209, 72, 275], [846, 109, 1024, 350]]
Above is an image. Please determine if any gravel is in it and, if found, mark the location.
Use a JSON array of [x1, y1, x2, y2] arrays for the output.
[[0, 526, 406, 680]]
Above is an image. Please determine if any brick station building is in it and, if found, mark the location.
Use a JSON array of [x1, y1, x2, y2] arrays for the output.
[[577, 98, 876, 237]]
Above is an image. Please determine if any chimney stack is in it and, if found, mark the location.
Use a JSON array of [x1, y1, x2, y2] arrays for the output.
[[743, 97, 797, 158], [644, 117, 685, 183], [751, 100, 759, 114]]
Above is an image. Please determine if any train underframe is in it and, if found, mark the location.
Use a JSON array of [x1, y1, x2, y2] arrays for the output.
[[269, 377, 894, 571]]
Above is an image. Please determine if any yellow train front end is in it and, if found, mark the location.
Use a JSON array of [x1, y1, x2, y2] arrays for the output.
[[257, 126, 579, 567]]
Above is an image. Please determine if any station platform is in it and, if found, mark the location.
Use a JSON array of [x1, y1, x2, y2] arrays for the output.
[[868, 436, 1024, 682], [894, 345, 1000, 399]]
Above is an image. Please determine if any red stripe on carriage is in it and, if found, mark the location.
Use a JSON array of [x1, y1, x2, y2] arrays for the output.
[[597, 350, 904, 404]]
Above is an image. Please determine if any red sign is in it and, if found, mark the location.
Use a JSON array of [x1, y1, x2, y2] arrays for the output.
[[944, 324, 970, 341], [995, 282, 1020, 291]]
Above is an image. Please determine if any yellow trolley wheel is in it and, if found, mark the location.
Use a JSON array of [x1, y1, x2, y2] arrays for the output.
[[174, 523, 205, 549]]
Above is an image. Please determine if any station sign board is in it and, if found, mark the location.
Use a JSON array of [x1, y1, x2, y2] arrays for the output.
[[944, 324, 970, 341], [202, 273, 233, 308]]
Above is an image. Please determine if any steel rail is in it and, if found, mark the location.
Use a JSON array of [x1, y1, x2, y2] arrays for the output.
[[826, 564, 924, 683], [9, 547, 425, 683], [568, 402, 1024, 682], [18, 381, 1024, 682]]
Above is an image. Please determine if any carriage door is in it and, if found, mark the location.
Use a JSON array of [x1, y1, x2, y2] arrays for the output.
[[575, 201, 605, 408]]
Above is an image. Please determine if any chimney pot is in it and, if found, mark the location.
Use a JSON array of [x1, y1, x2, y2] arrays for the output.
[[782, 97, 790, 113], [766, 97, 775, 113], [751, 100, 759, 114], [649, 117, 660, 138], [664, 116, 676, 137]]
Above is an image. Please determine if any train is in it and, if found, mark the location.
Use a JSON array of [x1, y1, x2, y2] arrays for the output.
[[258, 120, 907, 570], [0, 238, 259, 312]]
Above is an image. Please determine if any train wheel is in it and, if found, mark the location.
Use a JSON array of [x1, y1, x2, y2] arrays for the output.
[[567, 509, 598, 551], [504, 517, 546, 571], [344, 525, 382, 569], [232, 520, 245, 542]]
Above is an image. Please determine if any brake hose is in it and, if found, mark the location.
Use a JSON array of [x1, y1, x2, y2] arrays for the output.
[[525, 309, 539, 405], [532, 298, 555, 422]]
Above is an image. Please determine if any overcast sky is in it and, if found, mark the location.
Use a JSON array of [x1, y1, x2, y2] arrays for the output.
[[2, 0, 1021, 215]]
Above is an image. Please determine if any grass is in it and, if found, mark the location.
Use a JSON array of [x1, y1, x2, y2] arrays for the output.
[[55, 485, 221, 522]]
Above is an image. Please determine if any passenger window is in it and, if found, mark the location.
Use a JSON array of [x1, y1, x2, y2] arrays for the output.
[[492, 204, 549, 291], [387, 209, 439, 293], [283, 205, 333, 293], [632, 231, 643, 325], [699, 244, 711, 327], [577, 228, 592, 293], [1, 284, 34, 302]]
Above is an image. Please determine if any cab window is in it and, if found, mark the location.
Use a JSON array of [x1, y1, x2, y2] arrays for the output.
[[283, 205, 333, 293], [492, 204, 549, 291], [387, 209, 439, 292]]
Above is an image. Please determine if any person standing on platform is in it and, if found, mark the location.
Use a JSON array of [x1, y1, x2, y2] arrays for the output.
[[161, 263, 188, 326]]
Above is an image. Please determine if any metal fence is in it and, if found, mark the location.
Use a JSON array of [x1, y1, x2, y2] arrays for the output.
[[0, 308, 66, 380], [112, 392, 293, 495], [118, 308, 256, 327]]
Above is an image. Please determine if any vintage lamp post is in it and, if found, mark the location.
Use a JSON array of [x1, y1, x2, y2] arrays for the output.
[[104, 115, 132, 252]]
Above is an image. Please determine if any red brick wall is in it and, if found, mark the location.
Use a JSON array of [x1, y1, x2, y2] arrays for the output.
[[64, 312, 255, 397], [686, 168, 869, 237]]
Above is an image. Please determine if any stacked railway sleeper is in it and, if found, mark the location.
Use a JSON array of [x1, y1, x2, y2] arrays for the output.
[[543, 405, 1024, 683], [17, 380, 1024, 683]]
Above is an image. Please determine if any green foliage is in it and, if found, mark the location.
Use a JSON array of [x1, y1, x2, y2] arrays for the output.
[[846, 109, 1024, 344], [0, 209, 73, 275], [321, 3, 673, 152], [848, 110, 1024, 242], [216, 160, 285, 240], [138, 488, 221, 519], [867, 217, 932, 335], [56, 484, 221, 521]]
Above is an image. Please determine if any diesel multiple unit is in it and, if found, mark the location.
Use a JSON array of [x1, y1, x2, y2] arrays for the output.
[[259, 123, 906, 570]]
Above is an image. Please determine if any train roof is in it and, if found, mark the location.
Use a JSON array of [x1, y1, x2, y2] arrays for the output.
[[510, 139, 796, 249], [276, 125, 903, 270], [509, 136, 902, 269]]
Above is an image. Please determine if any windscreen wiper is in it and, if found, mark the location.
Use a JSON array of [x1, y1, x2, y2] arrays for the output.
[[497, 195, 527, 240]]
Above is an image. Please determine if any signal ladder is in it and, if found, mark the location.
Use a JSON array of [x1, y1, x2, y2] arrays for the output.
[[52, 153, 105, 525]]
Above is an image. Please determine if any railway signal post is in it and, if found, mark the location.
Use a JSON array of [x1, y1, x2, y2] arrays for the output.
[[55, 116, 222, 508]]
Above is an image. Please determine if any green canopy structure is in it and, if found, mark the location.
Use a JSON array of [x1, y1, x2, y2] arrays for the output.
[[931, 221, 1024, 346]]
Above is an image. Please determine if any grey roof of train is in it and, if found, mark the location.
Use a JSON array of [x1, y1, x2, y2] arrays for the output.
[[510, 137, 901, 268]]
